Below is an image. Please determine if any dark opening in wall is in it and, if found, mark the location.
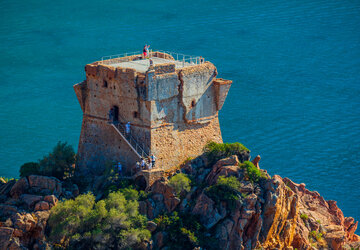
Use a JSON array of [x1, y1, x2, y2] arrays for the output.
[[133, 111, 139, 118], [113, 106, 119, 122], [103, 80, 108, 88], [191, 99, 196, 107]]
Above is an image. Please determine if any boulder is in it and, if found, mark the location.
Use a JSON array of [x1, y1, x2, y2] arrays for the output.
[[251, 155, 261, 169], [28, 175, 62, 196], [154, 231, 166, 249], [20, 194, 43, 209], [7, 237, 24, 250], [44, 195, 58, 208], [0, 227, 14, 250], [192, 192, 226, 229], [0, 180, 16, 196], [32, 211, 50, 240], [0, 204, 18, 218], [34, 201, 50, 211], [205, 155, 241, 185], [10, 178, 29, 199], [150, 180, 180, 213], [146, 221, 157, 232], [215, 219, 235, 249], [13, 213, 36, 232]]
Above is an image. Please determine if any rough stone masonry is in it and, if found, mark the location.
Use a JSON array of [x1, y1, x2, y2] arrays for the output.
[[74, 51, 232, 176]]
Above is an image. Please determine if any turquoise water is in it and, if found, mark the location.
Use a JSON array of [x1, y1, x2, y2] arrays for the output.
[[1, 0, 359, 227]]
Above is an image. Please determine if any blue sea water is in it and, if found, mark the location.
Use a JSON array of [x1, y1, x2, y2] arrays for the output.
[[0, 0, 359, 228]]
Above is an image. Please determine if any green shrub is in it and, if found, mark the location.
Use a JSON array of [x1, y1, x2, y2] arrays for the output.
[[18, 141, 76, 181], [19, 162, 40, 177], [309, 230, 323, 242], [205, 176, 242, 210], [300, 213, 309, 221], [180, 227, 198, 245], [154, 212, 204, 249], [239, 161, 267, 183], [204, 141, 249, 165], [39, 141, 75, 180], [169, 173, 191, 196], [48, 190, 150, 249]]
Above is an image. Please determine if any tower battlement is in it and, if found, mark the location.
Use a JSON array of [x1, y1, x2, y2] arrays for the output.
[[74, 51, 232, 176]]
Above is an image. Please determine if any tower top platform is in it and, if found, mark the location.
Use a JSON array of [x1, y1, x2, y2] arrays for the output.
[[96, 50, 204, 73], [108, 57, 193, 73]]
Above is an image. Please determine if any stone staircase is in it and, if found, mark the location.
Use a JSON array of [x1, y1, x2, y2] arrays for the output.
[[110, 122, 150, 162]]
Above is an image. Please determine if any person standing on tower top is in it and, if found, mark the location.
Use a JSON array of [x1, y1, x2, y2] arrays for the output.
[[143, 44, 150, 59]]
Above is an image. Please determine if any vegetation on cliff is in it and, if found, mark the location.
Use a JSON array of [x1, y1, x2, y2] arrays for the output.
[[168, 173, 191, 196], [1, 141, 359, 250], [48, 191, 150, 249], [19, 141, 75, 180], [204, 141, 249, 164], [205, 176, 242, 210], [240, 161, 267, 183], [153, 212, 208, 249]]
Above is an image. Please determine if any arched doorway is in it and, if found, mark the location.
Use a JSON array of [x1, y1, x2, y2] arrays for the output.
[[134, 175, 147, 190], [113, 106, 119, 122]]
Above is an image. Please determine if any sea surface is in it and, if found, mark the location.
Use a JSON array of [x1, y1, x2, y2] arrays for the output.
[[0, 0, 359, 229]]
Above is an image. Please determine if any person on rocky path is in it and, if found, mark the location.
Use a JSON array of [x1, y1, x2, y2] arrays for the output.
[[150, 154, 156, 168], [141, 158, 146, 169], [117, 162, 122, 176], [125, 122, 131, 136], [136, 162, 140, 172]]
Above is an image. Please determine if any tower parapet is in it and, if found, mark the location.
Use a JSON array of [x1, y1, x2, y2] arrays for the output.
[[74, 51, 232, 175]]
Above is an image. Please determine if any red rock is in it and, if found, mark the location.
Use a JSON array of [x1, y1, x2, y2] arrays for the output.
[[192, 192, 226, 229], [13, 213, 36, 232], [12, 228, 23, 237], [0, 227, 14, 249], [150, 180, 180, 212], [34, 201, 50, 211], [146, 221, 157, 232], [251, 155, 261, 169], [9, 178, 29, 199], [0, 180, 16, 196], [0, 204, 18, 218], [205, 155, 240, 185], [20, 194, 43, 209], [28, 175, 62, 196], [154, 231, 166, 249], [44, 195, 58, 207]]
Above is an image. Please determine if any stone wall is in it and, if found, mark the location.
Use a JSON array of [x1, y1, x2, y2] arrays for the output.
[[77, 116, 139, 175], [150, 116, 223, 170]]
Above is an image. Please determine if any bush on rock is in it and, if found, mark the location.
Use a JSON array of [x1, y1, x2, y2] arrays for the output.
[[204, 141, 249, 165], [48, 191, 150, 249], [169, 173, 191, 196]]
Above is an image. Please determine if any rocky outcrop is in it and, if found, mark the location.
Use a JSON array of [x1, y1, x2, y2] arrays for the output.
[[0, 154, 359, 249], [28, 175, 62, 196], [142, 155, 360, 250], [192, 192, 227, 229], [9, 178, 29, 199], [283, 177, 360, 250], [0, 176, 73, 249], [261, 175, 299, 249], [148, 180, 180, 217], [205, 155, 242, 185]]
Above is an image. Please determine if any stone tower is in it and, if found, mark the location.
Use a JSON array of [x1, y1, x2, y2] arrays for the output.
[[74, 51, 232, 175]]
